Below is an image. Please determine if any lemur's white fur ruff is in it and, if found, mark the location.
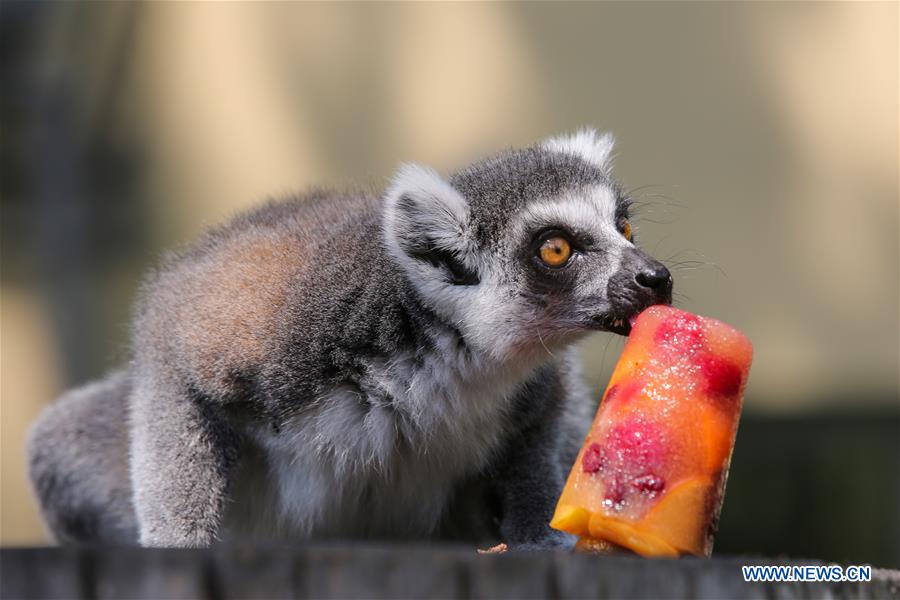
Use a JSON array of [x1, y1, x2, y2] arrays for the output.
[[239, 341, 566, 540]]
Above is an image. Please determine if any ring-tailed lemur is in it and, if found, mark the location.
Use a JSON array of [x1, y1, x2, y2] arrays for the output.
[[27, 129, 673, 549]]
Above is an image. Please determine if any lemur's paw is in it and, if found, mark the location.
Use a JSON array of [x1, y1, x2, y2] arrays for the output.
[[477, 543, 508, 554], [504, 532, 577, 553]]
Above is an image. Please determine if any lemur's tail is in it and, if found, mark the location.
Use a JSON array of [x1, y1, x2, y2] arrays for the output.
[[27, 370, 139, 544]]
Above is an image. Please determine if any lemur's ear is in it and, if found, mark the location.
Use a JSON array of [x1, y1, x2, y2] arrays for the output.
[[542, 128, 615, 173], [383, 164, 478, 285]]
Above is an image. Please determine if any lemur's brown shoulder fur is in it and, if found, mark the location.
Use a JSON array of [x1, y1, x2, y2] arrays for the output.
[[134, 192, 377, 398]]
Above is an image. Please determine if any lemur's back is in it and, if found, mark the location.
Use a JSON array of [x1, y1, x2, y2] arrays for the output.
[[29, 189, 386, 544], [134, 189, 388, 406]]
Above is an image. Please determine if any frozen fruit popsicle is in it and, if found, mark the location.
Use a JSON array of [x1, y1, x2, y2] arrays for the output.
[[550, 305, 752, 557]]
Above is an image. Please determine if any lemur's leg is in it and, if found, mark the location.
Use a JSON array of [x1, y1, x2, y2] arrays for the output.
[[129, 370, 239, 547], [492, 364, 586, 551], [494, 424, 576, 551], [27, 371, 138, 544]]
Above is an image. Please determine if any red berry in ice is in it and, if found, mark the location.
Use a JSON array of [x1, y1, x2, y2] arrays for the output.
[[604, 419, 666, 469], [594, 419, 669, 509], [697, 354, 742, 397], [582, 443, 604, 473], [603, 384, 620, 404], [603, 479, 627, 507], [654, 312, 705, 356], [601, 380, 643, 409], [632, 474, 666, 494]]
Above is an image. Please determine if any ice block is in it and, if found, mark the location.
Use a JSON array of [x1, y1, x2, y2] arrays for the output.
[[550, 305, 752, 557]]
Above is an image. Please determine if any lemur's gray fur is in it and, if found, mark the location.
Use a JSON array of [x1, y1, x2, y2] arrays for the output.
[[28, 130, 673, 548]]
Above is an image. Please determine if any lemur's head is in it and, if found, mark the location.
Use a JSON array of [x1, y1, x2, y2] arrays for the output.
[[383, 129, 672, 362]]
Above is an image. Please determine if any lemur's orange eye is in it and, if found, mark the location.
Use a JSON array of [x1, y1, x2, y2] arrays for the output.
[[622, 221, 633, 242], [538, 236, 572, 267]]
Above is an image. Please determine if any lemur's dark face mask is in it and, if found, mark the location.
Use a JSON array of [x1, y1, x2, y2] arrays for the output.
[[518, 227, 673, 338]]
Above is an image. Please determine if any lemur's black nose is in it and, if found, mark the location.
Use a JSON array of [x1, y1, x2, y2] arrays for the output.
[[635, 265, 673, 294]]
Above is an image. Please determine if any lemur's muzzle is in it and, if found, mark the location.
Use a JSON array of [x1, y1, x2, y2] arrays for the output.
[[602, 248, 673, 335], [635, 262, 673, 301]]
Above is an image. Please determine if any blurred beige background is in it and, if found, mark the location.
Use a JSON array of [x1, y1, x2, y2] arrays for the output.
[[1, 2, 897, 546]]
